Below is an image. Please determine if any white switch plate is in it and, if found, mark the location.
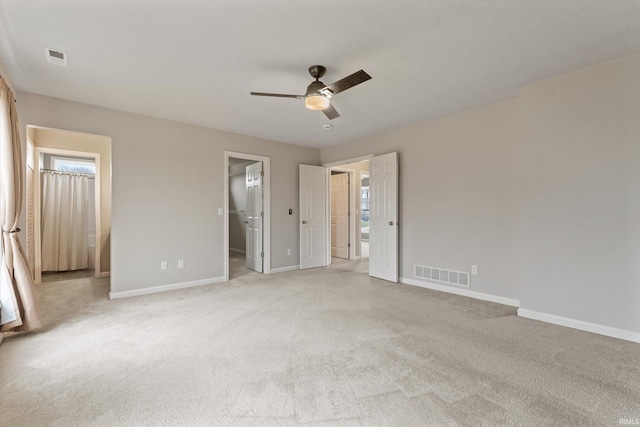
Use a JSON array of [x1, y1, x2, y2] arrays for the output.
[[178, 260, 184, 269], [161, 261, 168, 270], [471, 265, 478, 275], [287, 249, 292, 256], [218, 208, 223, 215]]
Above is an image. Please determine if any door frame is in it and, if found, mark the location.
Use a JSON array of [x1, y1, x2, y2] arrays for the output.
[[33, 146, 102, 284], [323, 154, 373, 263], [224, 151, 271, 280]]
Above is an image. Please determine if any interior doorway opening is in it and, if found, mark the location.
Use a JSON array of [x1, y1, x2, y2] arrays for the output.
[[327, 159, 370, 267], [224, 151, 271, 281], [330, 170, 350, 260], [300, 152, 397, 282], [26, 125, 112, 289]]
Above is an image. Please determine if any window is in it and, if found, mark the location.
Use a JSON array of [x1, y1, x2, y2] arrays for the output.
[[361, 178, 369, 240], [51, 157, 95, 175]]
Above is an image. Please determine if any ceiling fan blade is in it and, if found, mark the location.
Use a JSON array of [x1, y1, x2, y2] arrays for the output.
[[250, 92, 303, 99], [321, 70, 371, 96], [323, 104, 340, 120]]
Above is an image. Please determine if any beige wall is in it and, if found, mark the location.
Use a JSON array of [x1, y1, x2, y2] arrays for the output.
[[17, 92, 320, 294], [322, 99, 521, 300], [32, 127, 112, 273], [323, 53, 640, 335], [518, 53, 640, 333]]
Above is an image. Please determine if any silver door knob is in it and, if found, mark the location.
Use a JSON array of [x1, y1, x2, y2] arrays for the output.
[[388, 221, 394, 226], [302, 220, 307, 224]]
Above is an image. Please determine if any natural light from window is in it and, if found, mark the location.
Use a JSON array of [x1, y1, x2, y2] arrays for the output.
[[51, 157, 95, 175]]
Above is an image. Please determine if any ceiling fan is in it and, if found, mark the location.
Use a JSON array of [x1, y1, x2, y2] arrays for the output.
[[250, 65, 372, 120]]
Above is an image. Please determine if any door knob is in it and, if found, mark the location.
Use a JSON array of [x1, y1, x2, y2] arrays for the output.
[[302, 220, 307, 224], [388, 221, 394, 226]]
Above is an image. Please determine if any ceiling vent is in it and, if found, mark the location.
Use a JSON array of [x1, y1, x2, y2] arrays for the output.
[[45, 48, 68, 67]]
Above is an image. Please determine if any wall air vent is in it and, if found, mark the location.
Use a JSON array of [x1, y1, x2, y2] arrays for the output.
[[414, 264, 470, 288], [45, 48, 68, 67]]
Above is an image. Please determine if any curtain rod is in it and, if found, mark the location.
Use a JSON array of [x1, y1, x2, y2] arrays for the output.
[[41, 168, 95, 178]]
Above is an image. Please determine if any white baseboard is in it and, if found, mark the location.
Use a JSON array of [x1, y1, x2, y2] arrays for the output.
[[229, 248, 246, 255], [98, 271, 110, 278], [400, 277, 520, 307], [271, 265, 300, 274], [517, 308, 640, 344], [109, 276, 225, 300]]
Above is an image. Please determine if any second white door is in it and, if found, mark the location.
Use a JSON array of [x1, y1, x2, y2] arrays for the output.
[[300, 165, 327, 269], [369, 152, 398, 283], [246, 162, 263, 272], [331, 173, 349, 259]]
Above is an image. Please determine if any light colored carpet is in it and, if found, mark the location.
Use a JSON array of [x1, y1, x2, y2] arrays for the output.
[[1, 256, 639, 426]]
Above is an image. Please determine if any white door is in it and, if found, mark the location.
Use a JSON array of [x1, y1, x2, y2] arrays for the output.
[[246, 162, 263, 272], [369, 152, 398, 282], [300, 165, 327, 269], [331, 173, 349, 259]]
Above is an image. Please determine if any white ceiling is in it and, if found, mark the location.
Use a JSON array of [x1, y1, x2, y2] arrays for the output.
[[2, 1, 640, 149]]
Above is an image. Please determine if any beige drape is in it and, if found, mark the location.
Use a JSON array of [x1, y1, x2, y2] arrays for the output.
[[0, 77, 41, 332]]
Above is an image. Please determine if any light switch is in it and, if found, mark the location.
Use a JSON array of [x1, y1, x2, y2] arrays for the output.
[[218, 208, 223, 215]]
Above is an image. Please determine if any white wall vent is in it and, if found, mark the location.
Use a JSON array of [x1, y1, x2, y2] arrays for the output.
[[45, 48, 68, 67], [414, 264, 470, 288]]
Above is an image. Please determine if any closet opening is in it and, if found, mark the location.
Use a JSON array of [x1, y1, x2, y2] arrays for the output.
[[224, 151, 271, 280]]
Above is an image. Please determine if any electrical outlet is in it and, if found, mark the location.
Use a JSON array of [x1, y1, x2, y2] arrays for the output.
[[471, 265, 478, 275], [161, 261, 168, 271], [178, 260, 184, 269], [287, 249, 292, 256]]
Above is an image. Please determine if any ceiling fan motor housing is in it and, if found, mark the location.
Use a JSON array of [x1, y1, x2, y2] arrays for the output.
[[306, 80, 326, 96]]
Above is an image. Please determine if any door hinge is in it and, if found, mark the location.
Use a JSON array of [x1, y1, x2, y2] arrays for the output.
[[348, 243, 351, 248], [260, 211, 264, 217], [260, 170, 264, 177], [260, 252, 264, 258]]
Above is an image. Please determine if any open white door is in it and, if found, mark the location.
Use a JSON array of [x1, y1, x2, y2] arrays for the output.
[[246, 162, 263, 272], [331, 173, 349, 259], [300, 165, 327, 269], [369, 152, 398, 282]]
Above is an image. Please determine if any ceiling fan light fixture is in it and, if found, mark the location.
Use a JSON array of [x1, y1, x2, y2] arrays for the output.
[[250, 65, 371, 120], [305, 94, 330, 110]]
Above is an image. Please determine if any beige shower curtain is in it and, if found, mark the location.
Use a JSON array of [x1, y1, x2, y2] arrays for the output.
[[41, 171, 90, 272], [0, 77, 41, 332]]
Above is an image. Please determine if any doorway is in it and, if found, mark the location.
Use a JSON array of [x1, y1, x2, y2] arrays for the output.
[[300, 152, 398, 282], [329, 161, 369, 262], [26, 126, 112, 288], [300, 158, 369, 268], [224, 151, 271, 281], [330, 171, 350, 260]]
